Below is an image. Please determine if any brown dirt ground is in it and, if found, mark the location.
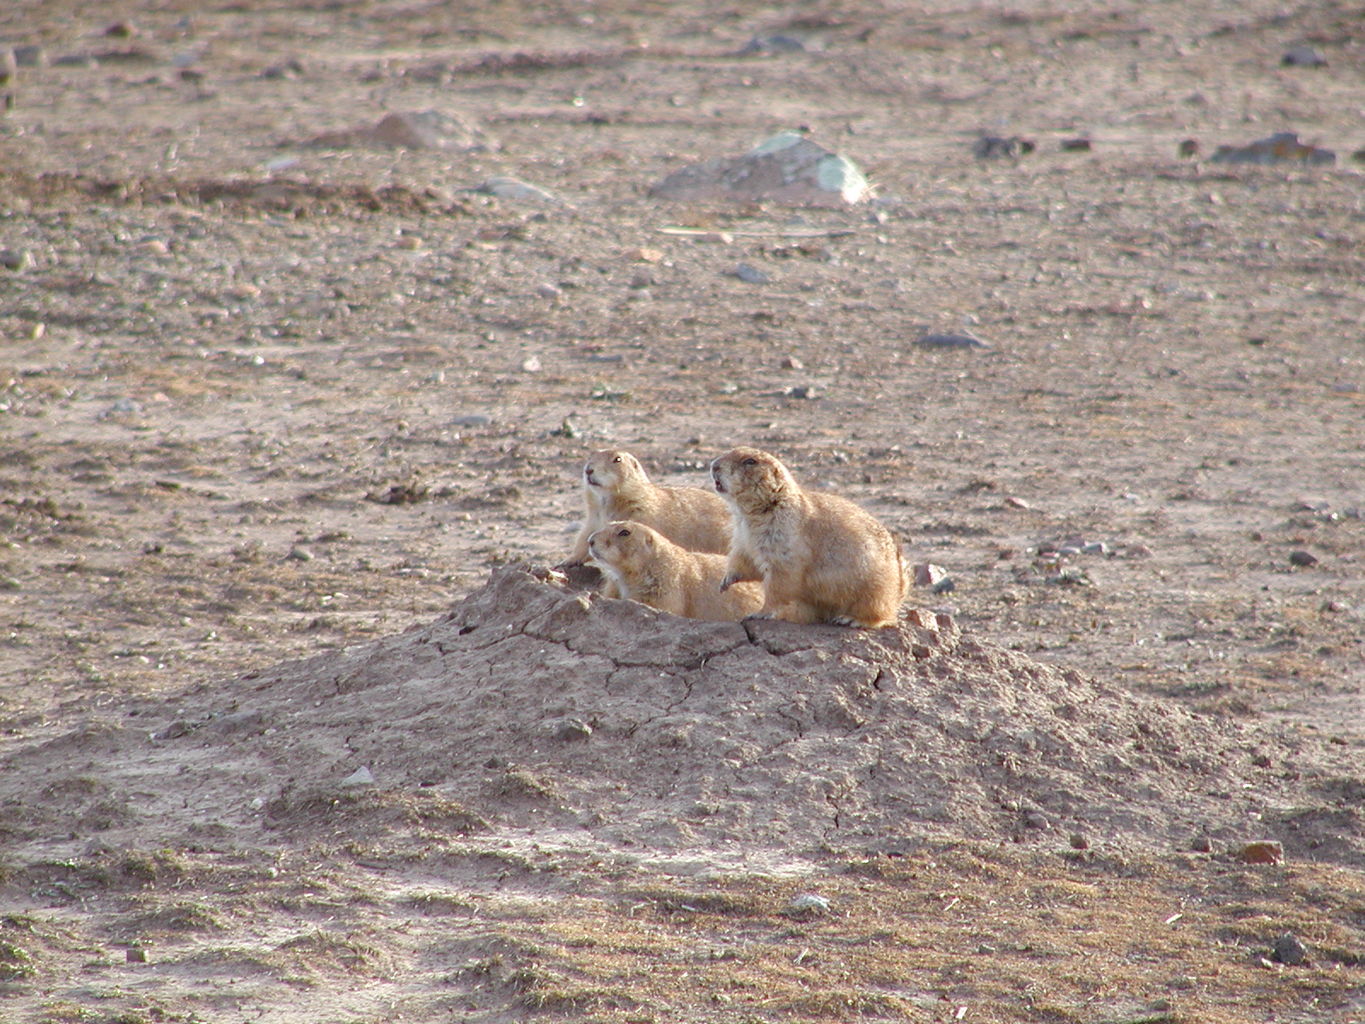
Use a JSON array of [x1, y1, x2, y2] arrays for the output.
[[1, 0, 1362, 1022]]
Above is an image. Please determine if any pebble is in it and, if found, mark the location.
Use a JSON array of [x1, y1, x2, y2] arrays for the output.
[[0, 249, 32, 272], [126, 946, 147, 964], [1003, 496, 1031, 510], [786, 893, 830, 916], [738, 33, 807, 55], [1288, 549, 1318, 567], [340, 766, 375, 788], [1239, 840, 1284, 865], [286, 546, 313, 562], [452, 414, 492, 427], [1210, 131, 1334, 166], [1281, 45, 1327, 67], [536, 283, 561, 300], [1190, 835, 1213, 853], [1081, 541, 1109, 556], [626, 246, 664, 263], [1023, 810, 1050, 830], [13, 45, 45, 68], [783, 384, 820, 399], [554, 718, 593, 742], [780, 355, 804, 370], [914, 331, 988, 350], [973, 135, 1035, 159], [733, 263, 769, 284], [1178, 138, 1200, 158], [913, 563, 948, 588], [931, 578, 955, 595], [1272, 932, 1307, 965], [475, 176, 565, 205], [1069, 833, 1089, 850], [1060, 137, 1092, 152], [521, 355, 543, 373]]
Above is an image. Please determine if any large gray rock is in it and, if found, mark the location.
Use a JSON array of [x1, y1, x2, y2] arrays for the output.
[[650, 130, 871, 207]]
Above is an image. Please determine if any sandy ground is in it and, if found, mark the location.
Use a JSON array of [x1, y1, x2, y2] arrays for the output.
[[1, 0, 1362, 1021]]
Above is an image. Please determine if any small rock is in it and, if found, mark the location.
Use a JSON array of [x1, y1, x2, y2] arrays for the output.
[[1060, 137, 1092, 152], [931, 577, 955, 595], [1069, 833, 1089, 850], [306, 109, 492, 152], [1178, 138, 1200, 158], [783, 384, 820, 399], [0, 576, 20, 591], [536, 283, 561, 300], [452, 414, 492, 427], [1003, 496, 1031, 510], [737, 33, 807, 55], [1281, 45, 1327, 68], [554, 718, 593, 742], [1023, 811, 1050, 830], [475, 176, 565, 205], [914, 331, 989, 350], [13, 45, 46, 68], [626, 246, 664, 263], [973, 135, 1035, 159], [1210, 131, 1334, 166], [104, 20, 137, 38], [0, 249, 32, 272], [1239, 840, 1284, 865], [261, 57, 304, 79], [1288, 549, 1318, 567], [785, 893, 830, 917], [650, 129, 871, 208], [1081, 541, 1109, 556], [286, 545, 313, 562], [913, 563, 949, 588], [521, 355, 543, 373], [1272, 932, 1308, 965], [126, 946, 147, 964], [733, 263, 769, 284], [1190, 835, 1213, 853], [781, 355, 804, 370], [340, 766, 375, 788], [157, 720, 191, 740]]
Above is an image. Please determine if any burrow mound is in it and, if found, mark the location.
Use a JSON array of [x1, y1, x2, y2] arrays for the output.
[[3, 566, 1359, 865]]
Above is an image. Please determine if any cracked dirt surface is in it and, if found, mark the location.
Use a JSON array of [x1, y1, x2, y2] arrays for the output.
[[1, 0, 1363, 1020]]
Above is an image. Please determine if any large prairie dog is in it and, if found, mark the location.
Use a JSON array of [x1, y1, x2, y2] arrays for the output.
[[711, 446, 908, 628], [588, 520, 763, 621], [563, 449, 731, 569]]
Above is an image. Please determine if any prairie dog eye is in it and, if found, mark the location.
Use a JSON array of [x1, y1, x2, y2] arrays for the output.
[[742, 457, 757, 466], [612, 455, 622, 463], [617, 528, 630, 537]]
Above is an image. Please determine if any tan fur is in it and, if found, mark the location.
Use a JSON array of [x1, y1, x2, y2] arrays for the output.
[[588, 521, 763, 621], [711, 446, 909, 628], [563, 449, 731, 572]]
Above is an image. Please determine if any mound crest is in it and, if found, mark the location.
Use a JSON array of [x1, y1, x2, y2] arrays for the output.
[[2, 566, 1358, 865]]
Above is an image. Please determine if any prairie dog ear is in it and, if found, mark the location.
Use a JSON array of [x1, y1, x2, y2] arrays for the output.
[[643, 529, 655, 548]]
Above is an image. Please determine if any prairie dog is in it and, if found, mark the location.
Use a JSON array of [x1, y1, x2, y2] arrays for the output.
[[588, 520, 763, 621], [711, 446, 908, 628], [563, 449, 731, 570]]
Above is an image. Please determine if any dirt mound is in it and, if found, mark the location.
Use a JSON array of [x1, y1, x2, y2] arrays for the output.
[[3, 567, 1357, 868]]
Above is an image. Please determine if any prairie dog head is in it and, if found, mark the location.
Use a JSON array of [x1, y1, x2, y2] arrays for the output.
[[582, 449, 648, 495], [711, 446, 794, 514], [587, 520, 658, 579]]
